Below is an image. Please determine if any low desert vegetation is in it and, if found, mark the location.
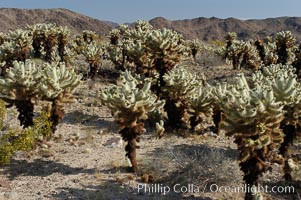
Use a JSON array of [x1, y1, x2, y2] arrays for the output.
[[0, 21, 300, 200]]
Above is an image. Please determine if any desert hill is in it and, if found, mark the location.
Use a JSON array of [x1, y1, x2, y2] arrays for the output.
[[0, 8, 112, 36], [1, 8, 301, 41]]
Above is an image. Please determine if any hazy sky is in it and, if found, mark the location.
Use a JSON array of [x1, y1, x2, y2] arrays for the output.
[[1, 0, 301, 24]]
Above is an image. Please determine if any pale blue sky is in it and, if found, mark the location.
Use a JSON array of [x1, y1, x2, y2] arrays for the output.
[[1, 0, 300, 24]]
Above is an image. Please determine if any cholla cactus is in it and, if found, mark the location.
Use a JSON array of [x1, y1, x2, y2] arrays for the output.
[[187, 83, 213, 131], [222, 33, 244, 69], [0, 60, 81, 131], [39, 62, 82, 132], [28, 23, 57, 61], [253, 64, 301, 180], [186, 39, 202, 59], [275, 31, 297, 64], [81, 42, 104, 80], [225, 32, 237, 44], [28, 23, 72, 63], [82, 30, 99, 44], [145, 28, 186, 72], [0, 29, 33, 74], [215, 73, 285, 200], [99, 70, 165, 172], [263, 37, 278, 65], [0, 32, 7, 45], [123, 39, 153, 72], [109, 29, 120, 45], [55, 26, 71, 64], [292, 43, 301, 77], [240, 41, 262, 70], [0, 60, 41, 127], [106, 44, 128, 71], [161, 66, 199, 128]]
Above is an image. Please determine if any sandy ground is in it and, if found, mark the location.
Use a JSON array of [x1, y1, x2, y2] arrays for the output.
[[0, 65, 300, 200]]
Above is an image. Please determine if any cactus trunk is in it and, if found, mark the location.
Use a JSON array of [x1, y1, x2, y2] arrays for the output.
[[50, 100, 64, 133], [44, 35, 56, 63], [236, 139, 265, 200], [164, 98, 186, 129], [88, 62, 100, 80], [120, 123, 145, 173], [32, 37, 43, 58], [212, 108, 222, 134], [15, 100, 34, 128], [189, 115, 202, 131], [279, 123, 296, 181]]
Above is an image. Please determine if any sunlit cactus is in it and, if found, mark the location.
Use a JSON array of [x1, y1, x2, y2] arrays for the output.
[[80, 42, 104, 80], [0, 29, 33, 74], [106, 43, 128, 71], [225, 32, 237, 44], [275, 31, 297, 64], [186, 39, 202, 60], [82, 30, 99, 44], [222, 32, 244, 69], [161, 66, 199, 128], [253, 63, 301, 181], [0, 59, 81, 131], [55, 25, 71, 64], [99, 70, 165, 172], [292, 43, 301, 77], [240, 41, 262, 70], [28, 23, 73, 63], [123, 39, 152, 71], [28, 23, 57, 61], [109, 29, 120, 45], [263, 37, 279, 65], [187, 82, 213, 131], [39, 62, 82, 132], [145, 28, 186, 71], [0, 60, 41, 127], [215, 73, 285, 200], [123, 20, 153, 41], [0, 32, 7, 45]]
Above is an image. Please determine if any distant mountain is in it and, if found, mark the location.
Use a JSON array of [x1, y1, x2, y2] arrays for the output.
[[0, 8, 112, 36], [1, 8, 301, 41], [149, 16, 301, 41]]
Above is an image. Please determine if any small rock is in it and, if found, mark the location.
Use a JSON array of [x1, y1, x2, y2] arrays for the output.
[[83, 148, 92, 154], [103, 137, 123, 148], [4, 191, 18, 199]]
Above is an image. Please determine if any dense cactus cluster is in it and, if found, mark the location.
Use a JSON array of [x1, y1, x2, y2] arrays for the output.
[[1, 22, 301, 200], [221, 32, 262, 70], [220, 30, 301, 74], [107, 20, 188, 80], [0, 60, 81, 130], [0, 29, 33, 74]]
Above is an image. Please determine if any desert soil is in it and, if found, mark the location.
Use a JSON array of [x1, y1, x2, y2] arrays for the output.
[[0, 64, 300, 200]]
